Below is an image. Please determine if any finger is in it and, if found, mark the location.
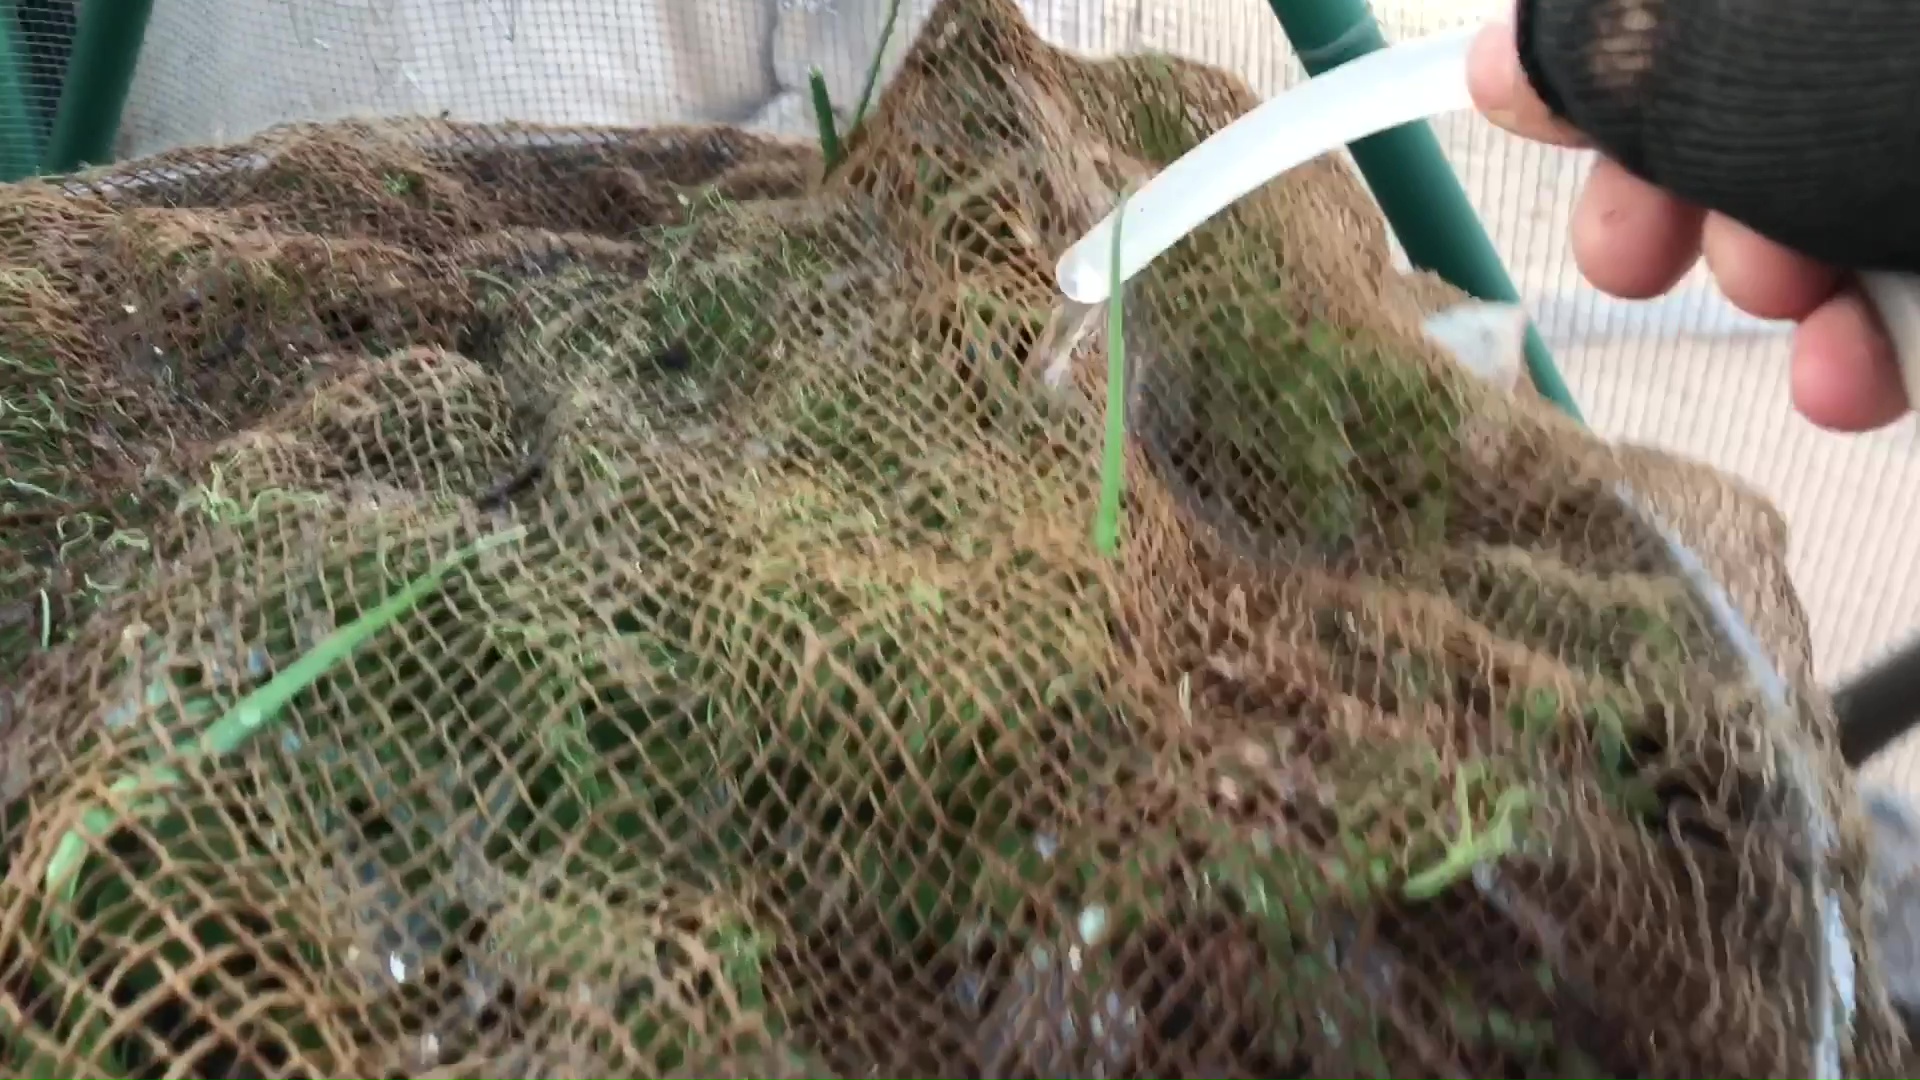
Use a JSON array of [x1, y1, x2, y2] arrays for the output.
[[1467, 18, 1590, 148], [1570, 157, 1706, 299], [1790, 288, 1911, 432], [1701, 213, 1843, 321]]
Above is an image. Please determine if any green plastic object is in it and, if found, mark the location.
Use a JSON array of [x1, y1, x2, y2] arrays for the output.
[[1262, 0, 1584, 422], [0, 3, 42, 182], [42, 0, 154, 174]]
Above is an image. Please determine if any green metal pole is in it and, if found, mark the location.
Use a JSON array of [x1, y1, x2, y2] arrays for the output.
[[1263, 0, 1584, 422], [0, 3, 43, 180], [42, 0, 155, 174]]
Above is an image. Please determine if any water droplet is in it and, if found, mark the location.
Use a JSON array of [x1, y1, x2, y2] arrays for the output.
[[1076, 905, 1108, 946]]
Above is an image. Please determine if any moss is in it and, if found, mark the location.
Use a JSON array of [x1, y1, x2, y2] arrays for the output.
[[1500, 686, 1658, 819], [1220, 315, 1458, 549], [1440, 549, 1706, 684], [13, 819, 338, 1076], [1122, 55, 1209, 163], [642, 233, 825, 383], [504, 198, 836, 437], [338, 869, 775, 1073], [692, 484, 1117, 815], [0, 271, 186, 656], [1131, 236, 1466, 557]]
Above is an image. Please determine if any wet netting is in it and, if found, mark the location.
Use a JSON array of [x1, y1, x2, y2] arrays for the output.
[[0, 0, 1906, 1074]]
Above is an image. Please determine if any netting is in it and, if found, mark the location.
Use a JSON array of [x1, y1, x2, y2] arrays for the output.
[[101, 0, 1920, 753], [0, 0, 1912, 1074]]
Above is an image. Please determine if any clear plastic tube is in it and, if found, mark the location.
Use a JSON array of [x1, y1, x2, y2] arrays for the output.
[[1053, 24, 1477, 306]]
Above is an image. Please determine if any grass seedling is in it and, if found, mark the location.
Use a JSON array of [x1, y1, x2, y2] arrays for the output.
[[1092, 191, 1130, 557], [808, 69, 844, 172], [850, 0, 903, 131], [38, 525, 529, 917], [815, 0, 899, 178], [1403, 764, 1531, 900]]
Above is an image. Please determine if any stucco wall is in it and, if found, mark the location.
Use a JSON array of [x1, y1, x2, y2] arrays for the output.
[[117, 0, 1326, 154]]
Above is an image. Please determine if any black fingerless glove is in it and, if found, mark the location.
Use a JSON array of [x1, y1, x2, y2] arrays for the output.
[[1514, 0, 1920, 273]]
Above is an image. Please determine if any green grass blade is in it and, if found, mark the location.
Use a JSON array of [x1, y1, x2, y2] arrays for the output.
[[809, 68, 844, 172], [849, 0, 902, 132], [1092, 192, 1131, 557], [39, 525, 529, 904]]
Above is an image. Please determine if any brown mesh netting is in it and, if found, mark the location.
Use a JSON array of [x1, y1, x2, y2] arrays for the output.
[[0, 0, 1905, 1075]]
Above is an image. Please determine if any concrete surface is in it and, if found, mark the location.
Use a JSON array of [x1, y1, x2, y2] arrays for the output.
[[116, 0, 1920, 773]]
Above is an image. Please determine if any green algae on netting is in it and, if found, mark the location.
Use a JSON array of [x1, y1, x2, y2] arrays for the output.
[[1195, 310, 1464, 551], [493, 195, 841, 433], [1125, 261, 1469, 558]]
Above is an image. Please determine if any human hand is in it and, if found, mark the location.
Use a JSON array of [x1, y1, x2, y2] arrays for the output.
[[1465, 17, 1912, 433]]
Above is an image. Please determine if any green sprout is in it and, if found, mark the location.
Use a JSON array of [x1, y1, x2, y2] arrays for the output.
[[1404, 764, 1531, 900], [809, 68, 844, 171], [850, 0, 903, 131]]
